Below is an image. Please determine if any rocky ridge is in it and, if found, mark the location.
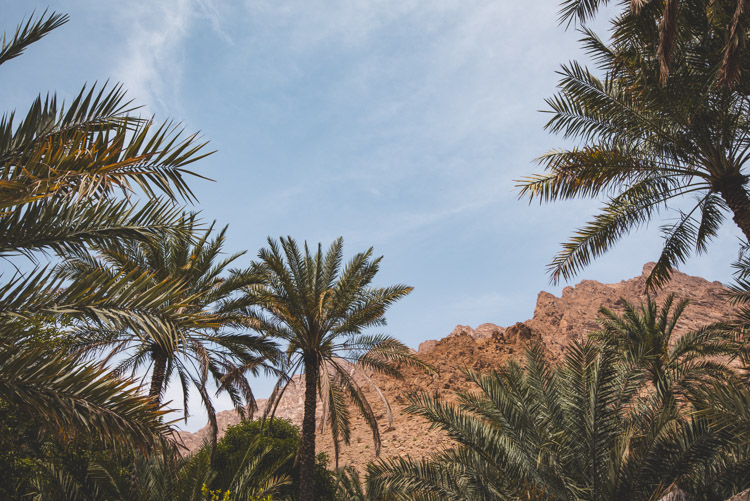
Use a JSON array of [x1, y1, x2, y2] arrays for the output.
[[178, 263, 733, 470]]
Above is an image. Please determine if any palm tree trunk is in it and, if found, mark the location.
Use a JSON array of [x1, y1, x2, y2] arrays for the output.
[[717, 174, 750, 241], [139, 352, 167, 497], [299, 353, 318, 501], [149, 352, 167, 403]]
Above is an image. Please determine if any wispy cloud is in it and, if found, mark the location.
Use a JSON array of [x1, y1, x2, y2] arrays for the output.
[[112, 0, 231, 117], [213, 1, 594, 248]]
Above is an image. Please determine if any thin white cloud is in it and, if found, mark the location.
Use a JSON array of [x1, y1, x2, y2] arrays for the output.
[[112, 0, 231, 116], [195, 0, 234, 45], [345, 195, 494, 246]]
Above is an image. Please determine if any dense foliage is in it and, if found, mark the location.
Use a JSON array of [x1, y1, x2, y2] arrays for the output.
[[210, 418, 336, 500], [368, 301, 750, 500], [0, 7, 206, 468], [57, 215, 280, 451], [4, 3, 750, 501]]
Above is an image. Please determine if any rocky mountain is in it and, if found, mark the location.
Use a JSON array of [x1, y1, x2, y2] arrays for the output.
[[178, 263, 734, 470]]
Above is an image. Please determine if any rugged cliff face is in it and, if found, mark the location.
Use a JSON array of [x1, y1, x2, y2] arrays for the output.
[[178, 263, 734, 469]]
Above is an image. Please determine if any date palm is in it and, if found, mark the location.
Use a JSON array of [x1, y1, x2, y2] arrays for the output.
[[369, 341, 742, 500], [0, 10, 212, 451], [592, 294, 738, 400], [519, 0, 750, 288], [242, 237, 431, 501], [56, 216, 280, 450]]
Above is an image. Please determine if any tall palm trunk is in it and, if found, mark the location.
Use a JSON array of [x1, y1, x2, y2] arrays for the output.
[[717, 174, 750, 241], [149, 351, 167, 403], [299, 353, 319, 501]]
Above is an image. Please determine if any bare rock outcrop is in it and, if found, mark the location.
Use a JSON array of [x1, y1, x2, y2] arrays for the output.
[[417, 339, 438, 354], [527, 263, 729, 360]]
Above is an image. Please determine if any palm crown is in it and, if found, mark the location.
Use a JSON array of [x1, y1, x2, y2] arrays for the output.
[[592, 294, 738, 397], [519, 0, 750, 288], [56, 216, 280, 450]]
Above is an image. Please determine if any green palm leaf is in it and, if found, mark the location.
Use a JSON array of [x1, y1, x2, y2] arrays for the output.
[[0, 342, 172, 453]]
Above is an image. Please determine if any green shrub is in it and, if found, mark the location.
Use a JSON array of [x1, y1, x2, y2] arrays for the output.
[[205, 418, 335, 501]]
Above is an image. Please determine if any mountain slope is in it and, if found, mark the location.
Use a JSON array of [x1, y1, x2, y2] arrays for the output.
[[178, 263, 733, 470]]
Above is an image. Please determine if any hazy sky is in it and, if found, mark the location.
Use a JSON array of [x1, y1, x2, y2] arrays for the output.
[[3, 0, 743, 431]]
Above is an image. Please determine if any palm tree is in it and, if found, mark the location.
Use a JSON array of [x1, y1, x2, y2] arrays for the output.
[[518, 0, 750, 288], [56, 216, 280, 450], [369, 341, 743, 500], [0, 10, 211, 451], [724, 254, 750, 355], [242, 236, 431, 501], [592, 294, 738, 400]]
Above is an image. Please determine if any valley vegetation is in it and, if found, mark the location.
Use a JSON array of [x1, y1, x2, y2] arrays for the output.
[[3, 2, 750, 500]]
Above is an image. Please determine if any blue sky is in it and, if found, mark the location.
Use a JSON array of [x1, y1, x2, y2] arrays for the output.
[[3, 0, 743, 431]]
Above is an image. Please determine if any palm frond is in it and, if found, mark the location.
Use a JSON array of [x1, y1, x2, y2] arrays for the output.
[[520, 0, 750, 286], [0, 342, 174, 453], [1, 84, 213, 205], [0, 10, 68, 67], [0, 197, 189, 259]]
